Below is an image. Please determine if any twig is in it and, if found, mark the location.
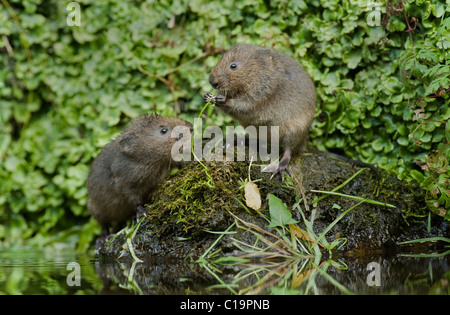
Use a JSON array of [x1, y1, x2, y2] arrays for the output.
[[400, 0, 417, 54], [1, 0, 31, 62], [2, 35, 13, 57], [228, 211, 292, 255]]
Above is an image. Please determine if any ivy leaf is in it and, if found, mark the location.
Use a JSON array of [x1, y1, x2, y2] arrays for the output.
[[267, 194, 298, 228]]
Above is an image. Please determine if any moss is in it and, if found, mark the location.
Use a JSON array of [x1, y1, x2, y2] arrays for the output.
[[145, 160, 247, 236]]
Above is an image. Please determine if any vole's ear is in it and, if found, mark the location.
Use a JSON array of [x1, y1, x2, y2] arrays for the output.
[[256, 49, 273, 62], [119, 132, 137, 156]]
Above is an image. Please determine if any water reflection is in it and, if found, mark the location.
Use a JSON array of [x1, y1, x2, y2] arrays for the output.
[[0, 249, 448, 294], [0, 249, 100, 294], [322, 254, 450, 294], [94, 252, 449, 295]]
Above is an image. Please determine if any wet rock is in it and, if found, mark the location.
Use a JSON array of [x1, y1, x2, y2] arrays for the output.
[[98, 151, 449, 260]]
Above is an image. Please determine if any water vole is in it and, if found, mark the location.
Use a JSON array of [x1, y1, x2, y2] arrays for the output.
[[87, 114, 192, 250], [204, 43, 316, 177]]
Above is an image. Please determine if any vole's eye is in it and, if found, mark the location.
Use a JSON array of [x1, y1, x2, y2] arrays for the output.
[[230, 63, 237, 70], [160, 127, 168, 134]]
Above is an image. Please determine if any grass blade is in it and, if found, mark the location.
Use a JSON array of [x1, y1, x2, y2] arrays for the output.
[[316, 200, 365, 246], [310, 190, 396, 208]]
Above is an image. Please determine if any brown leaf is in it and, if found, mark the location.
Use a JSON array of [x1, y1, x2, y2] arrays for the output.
[[290, 224, 326, 248], [244, 180, 261, 211]]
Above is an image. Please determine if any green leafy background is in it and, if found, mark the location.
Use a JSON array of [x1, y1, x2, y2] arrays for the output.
[[1, 0, 449, 250]]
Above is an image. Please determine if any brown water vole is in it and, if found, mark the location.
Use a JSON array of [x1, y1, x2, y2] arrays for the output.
[[87, 114, 192, 250], [204, 43, 316, 177]]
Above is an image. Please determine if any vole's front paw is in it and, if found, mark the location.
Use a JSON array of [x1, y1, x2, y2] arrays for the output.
[[203, 93, 227, 106], [214, 94, 227, 105], [203, 92, 214, 103]]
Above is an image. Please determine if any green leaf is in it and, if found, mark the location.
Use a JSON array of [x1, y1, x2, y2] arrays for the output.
[[397, 136, 410, 146], [410, 170, 425, 182], [372, 138, 384, 152], [213, 256, 250, 266], [322, 72, 340, 87], [425, 76, 450, 95], [343, 50, 362, 69], [387, 17, 406, 32], [267, 194, 298, 228], [431, 2, 446, 18]]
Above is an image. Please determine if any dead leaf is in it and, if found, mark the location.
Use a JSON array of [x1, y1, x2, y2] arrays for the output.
[[245, 180, 261, 211], [289, 224, 326, 248], [291, 261, 325, 288]]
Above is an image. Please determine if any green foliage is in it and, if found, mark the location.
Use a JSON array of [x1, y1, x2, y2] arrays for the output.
[[397, 5, 450, 217], [1, 0, 449, 249], [267, 194, 299, 227]]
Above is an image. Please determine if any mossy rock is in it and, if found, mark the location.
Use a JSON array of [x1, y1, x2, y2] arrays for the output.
[[99, 152, 449, 259]]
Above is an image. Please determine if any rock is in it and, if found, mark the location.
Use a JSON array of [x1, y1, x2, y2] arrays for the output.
[[98, 151, 449, 260]]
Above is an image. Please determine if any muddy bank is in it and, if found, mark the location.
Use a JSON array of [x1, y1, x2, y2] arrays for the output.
[[98, 151, 449, 260]]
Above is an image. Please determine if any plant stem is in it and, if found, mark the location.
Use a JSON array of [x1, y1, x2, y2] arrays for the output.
[[312, 168, 369, 204], [199, 222, 236, 260], [125, 217, 145, 262], [191, 101, 215, 188], [310, 190, 396, 208], [316, 200, 365, 246]]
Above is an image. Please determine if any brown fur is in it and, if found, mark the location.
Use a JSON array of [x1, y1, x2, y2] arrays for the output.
[[206, 43, 316, 157], [87, 114, 192, 247]]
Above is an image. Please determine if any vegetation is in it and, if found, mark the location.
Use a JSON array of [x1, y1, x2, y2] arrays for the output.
[[194, 166, 395, 294], [0, 0, 449, 249]]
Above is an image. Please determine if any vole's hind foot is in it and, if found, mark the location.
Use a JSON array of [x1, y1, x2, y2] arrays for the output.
[[95, 234, 112, 254], [270, 164, 293, 181], [269, 147, 293, 180], [136, 205, 148, 220]]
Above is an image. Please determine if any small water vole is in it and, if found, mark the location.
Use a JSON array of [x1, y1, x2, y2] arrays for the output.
[[204, 43, 316, 177], [87, 114, 192, 250]]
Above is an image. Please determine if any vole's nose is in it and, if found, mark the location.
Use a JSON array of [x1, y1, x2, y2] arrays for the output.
[[209, 76, 220, 89]]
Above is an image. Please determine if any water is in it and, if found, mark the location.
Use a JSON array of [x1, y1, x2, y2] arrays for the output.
[[0, 249, 100, 294], [0, 248, 448, 295]]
